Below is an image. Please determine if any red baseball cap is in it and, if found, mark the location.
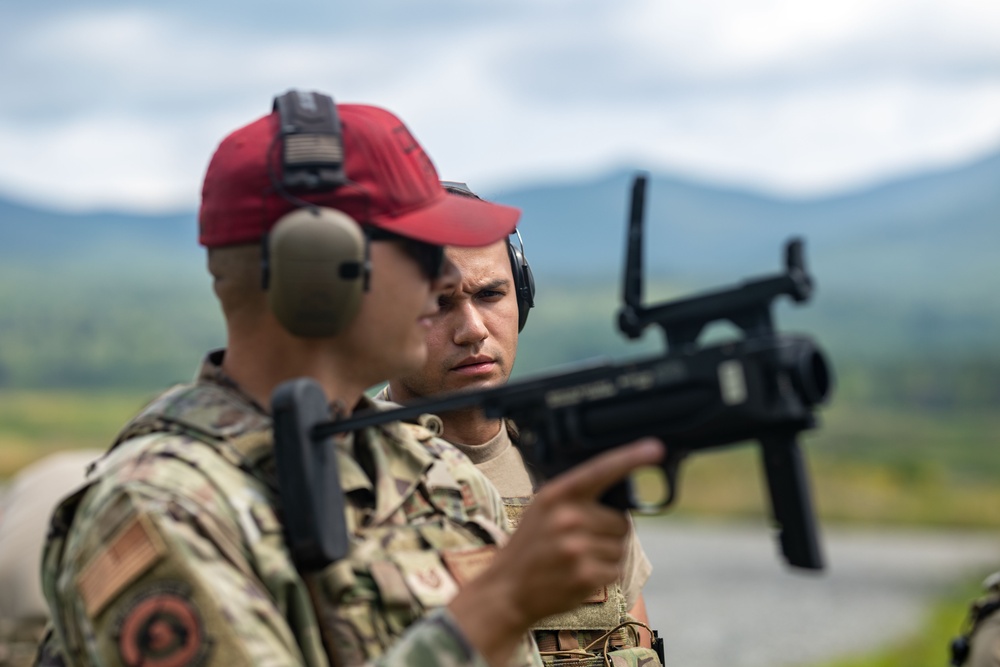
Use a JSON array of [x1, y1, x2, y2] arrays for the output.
[[199, 103, 520, 248]]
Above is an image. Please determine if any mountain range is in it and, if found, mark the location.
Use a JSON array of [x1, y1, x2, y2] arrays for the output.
[[3, 146, 996, 303], [0, 147, 997, 388], [501, 148, 999, 308]]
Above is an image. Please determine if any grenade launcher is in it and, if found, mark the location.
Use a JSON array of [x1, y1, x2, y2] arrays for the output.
[[272, 173, 833, 571]]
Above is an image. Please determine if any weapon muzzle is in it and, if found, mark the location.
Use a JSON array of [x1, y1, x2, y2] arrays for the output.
[[789, 344, 831, 406]]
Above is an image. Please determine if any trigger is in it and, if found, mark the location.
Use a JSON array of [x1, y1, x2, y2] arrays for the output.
[[663, 450, 686, 507]]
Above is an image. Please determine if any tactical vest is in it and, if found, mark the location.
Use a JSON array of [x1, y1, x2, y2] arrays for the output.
[[503, 498, 659, 667], [41, 382, 537, 667]]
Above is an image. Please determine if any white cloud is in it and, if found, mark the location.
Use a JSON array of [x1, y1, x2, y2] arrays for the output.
[[1, 1, 999, 211], [0, 114, 210, 212], [421, 78, 1000, 198]]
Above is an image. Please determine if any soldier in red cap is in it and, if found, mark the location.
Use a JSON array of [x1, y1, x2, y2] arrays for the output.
[[36, 91, 662, 667]]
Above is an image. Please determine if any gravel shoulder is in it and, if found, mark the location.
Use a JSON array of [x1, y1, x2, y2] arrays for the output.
[[634, 516, 1000, 667]]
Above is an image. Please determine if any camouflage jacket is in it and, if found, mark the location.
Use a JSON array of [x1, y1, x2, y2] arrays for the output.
[[38, 353, 540, 667]]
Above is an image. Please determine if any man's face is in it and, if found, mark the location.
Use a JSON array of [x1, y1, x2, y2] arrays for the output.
[[338, 238, 458, 388], [390, 240, 519, 400]]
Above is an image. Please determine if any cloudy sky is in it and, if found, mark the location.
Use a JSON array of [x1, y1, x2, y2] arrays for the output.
[[2, 0, 999, 212]]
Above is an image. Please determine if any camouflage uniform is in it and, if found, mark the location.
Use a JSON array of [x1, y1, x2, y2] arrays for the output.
[[38, 351, 540, 667]]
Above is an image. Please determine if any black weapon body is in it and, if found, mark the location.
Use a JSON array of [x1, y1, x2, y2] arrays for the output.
[[272, 174, 833, 572], [313, 323, 829, 569]]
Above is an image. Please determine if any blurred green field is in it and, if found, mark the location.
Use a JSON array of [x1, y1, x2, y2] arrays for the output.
[[668, 398, 1000, 529], [0, 390, 155, 478], [3, 388, 998, 531]]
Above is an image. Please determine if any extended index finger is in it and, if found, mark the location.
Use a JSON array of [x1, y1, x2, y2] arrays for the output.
[[537, 439, 665, 504]]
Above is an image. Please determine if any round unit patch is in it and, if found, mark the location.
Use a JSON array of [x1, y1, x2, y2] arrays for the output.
[[116, 587, 208, 667]]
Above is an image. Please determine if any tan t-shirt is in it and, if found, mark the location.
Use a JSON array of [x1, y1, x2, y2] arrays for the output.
[[448, 423, 653, 609]]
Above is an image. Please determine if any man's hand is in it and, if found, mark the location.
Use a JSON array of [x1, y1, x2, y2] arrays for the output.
[[448, 439, 664, 666]]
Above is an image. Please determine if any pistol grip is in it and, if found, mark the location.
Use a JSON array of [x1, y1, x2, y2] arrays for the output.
[[760, 434, 824, 570]]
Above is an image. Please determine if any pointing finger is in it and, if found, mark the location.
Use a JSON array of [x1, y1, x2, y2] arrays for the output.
[[536, 439, 664, 505]]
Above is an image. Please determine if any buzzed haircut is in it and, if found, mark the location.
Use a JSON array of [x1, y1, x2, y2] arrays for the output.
[[206, 245, 267, 320]]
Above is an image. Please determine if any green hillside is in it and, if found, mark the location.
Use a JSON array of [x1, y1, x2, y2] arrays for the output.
[[0, 264, 222, 389], [0, 154, 997, 529]]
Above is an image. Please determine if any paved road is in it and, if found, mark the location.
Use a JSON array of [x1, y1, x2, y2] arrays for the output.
[[634, 517, 1000, 667]]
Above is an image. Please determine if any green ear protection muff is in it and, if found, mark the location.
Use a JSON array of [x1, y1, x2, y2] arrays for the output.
[[264, 90, 369, 338]]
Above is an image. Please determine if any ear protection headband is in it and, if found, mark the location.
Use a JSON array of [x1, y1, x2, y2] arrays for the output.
[[264, 90, 369, 338], [441, 181, 535, 331]]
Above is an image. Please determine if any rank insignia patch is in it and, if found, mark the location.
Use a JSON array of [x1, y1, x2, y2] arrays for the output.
[[116, 583, 209, 667]]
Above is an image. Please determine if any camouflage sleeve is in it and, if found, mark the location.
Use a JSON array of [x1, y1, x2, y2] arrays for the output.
[[44, 436, 497, 667], [34, 605, 518, 667], [375, 609, 489, 667], [46, 456, 319, 666]]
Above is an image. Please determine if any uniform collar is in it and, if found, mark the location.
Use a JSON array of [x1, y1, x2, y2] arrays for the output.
[[197, 352, 437, 525], [195, 349, 271, 414]]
